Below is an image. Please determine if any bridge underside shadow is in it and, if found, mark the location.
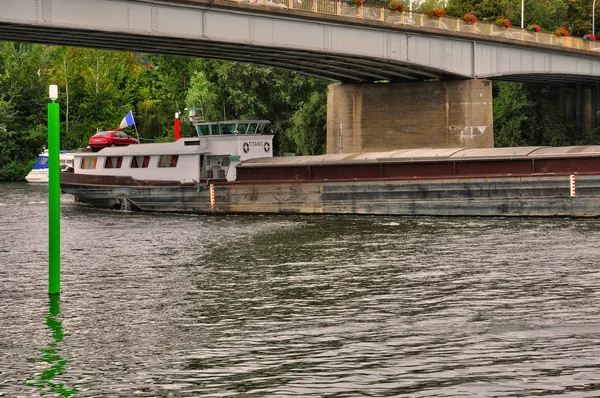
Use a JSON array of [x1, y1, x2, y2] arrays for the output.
[[0, 22, 462, 83]]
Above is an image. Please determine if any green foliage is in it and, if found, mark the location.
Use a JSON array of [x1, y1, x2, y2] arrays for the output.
[[0, 123, 46, 181], [0, 43, 48, 180], [566, 0, 594, 36], [185, 60, 329, 155], [493, 82, 580, 148], [528, 0, 568, 31], [0, 43, 331, 180], [286, 91, 328, 155], [493, 82, 531, 147], [413, 0, 446, 13]]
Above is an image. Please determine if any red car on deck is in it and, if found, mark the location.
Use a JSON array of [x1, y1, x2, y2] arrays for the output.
[[89, 131, 139, 151]]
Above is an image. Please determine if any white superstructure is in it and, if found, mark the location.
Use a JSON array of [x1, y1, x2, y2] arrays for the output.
[[70, 120, 274, 183]]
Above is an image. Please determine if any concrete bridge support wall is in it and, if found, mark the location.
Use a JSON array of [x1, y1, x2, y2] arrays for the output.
[[558, 84, 599, 133], [327, 80, 494, 154]]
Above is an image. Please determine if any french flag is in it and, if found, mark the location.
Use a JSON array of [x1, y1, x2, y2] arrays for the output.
[[116, 111, 135, 131]]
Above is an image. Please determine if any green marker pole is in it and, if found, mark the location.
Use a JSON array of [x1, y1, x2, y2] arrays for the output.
[[48, 85, 60, 296]]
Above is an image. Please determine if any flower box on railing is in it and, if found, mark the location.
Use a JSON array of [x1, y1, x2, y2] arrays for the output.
[[494, 17, 511, 29], [426, 8, 445, 19], [463, 13, 478, 25], [554, 27, 569, 37], [388, 1, 404, 12], [584, 34, 597, 41], [527, 24, 541, 33]]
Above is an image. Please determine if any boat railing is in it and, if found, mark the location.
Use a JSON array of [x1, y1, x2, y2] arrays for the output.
[[194, 120, 271, 136]]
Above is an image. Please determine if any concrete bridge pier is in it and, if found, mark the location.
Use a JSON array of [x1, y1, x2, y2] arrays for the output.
[[576, 83, 583, 132], [560, 84, 599, 134], [596, 86, 600, 130], [583, 86, 595, 133], [327, 80, 494, 154]]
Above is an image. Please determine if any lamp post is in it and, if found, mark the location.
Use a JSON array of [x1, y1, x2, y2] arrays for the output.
[[594, 0, 597, 36], [521, 0, 524, 28], [48, 85, 60, 295]]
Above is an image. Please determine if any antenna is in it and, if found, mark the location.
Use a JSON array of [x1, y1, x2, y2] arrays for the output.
[[185, 107, 204, 123]]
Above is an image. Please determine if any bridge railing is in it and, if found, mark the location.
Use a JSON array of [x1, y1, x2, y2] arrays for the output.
[[237, 0, 600, 53]]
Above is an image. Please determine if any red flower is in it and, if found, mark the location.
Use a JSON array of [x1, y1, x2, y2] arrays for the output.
[[495, 17, 511, 28], [463, 13, 478, 25], [426, 8, 445, 18], [554, 27, 569, 37], [388, 1, 404, 12]]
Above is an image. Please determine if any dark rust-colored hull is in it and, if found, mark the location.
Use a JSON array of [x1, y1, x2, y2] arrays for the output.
[[61, 164, 600, 217], [236, 155, 600, 182]]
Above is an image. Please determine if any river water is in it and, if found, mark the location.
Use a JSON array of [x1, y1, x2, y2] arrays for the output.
[[2, 181, 600, 397]]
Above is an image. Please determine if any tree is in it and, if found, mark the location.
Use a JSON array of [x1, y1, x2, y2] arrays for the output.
[[0, 42, 48, 180], [286, 90, 328, 155], [493, 82, 579, 148], [185, 60, 330, 155], [493, 82, 531, 147]]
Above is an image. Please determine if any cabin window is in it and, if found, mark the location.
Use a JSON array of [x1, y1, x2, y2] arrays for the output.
[[131, 156, 150, 168], [220, 124, 236, 135], [158, 155, 178, 168], [197, 125, 210, 136], [246, 124, 257, 135], [236, 124, 247, 134], [81, 157, 97, 169], [185, 140, 201, 146], [105, 156, 123, 169]]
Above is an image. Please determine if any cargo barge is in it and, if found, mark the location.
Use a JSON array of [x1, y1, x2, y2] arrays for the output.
[[60, 119, 600, 217]]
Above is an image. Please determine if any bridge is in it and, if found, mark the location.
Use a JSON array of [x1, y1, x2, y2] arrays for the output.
[[2, 0, 600, 83], [1, 0, 599, 151]]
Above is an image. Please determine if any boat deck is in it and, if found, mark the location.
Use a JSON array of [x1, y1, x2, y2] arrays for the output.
[[236, 146, 600, 182]]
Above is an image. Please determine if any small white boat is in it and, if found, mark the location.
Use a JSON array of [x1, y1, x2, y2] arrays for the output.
[[26, 150, 75, 183]]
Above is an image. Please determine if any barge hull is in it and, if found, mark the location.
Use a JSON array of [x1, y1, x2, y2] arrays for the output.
[[61, 173, 600, 217]]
